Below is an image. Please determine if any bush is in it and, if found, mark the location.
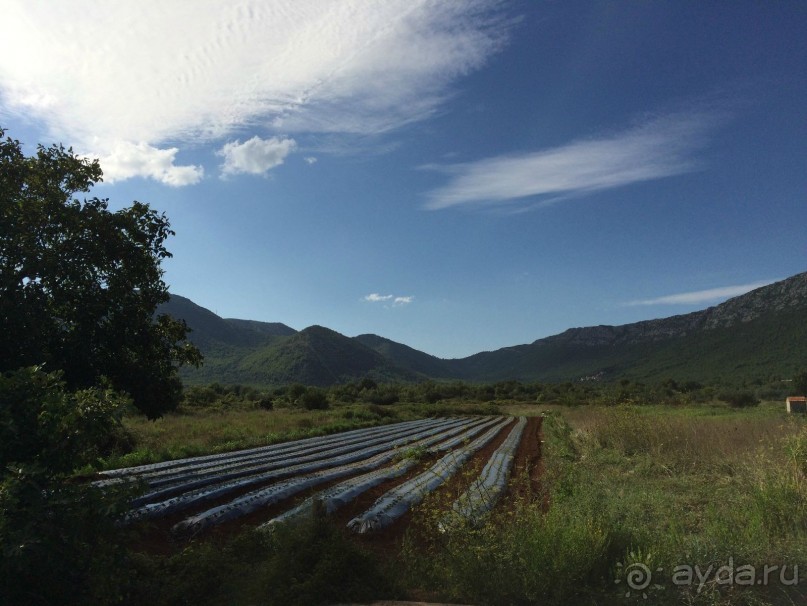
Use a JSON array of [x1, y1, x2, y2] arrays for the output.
[[718, 390, 760, 408], [0, 367, 132, 473], [0, 367, 134, 605], [362, 385, 400, 405], [299, 388, 329, 410], [128, 519, 396, 606]]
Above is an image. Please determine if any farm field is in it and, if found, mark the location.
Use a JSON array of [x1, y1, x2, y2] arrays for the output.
[[100, 415, 541, 546], [110, 400, 807, 606]]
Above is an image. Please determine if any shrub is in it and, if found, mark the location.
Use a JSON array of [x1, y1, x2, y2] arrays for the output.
[[0, 367, 134, 605], [718, 390, 760, 408], [128, 520, 396, 606], [362, 385, 400, 405], [299, 388, 329, 410]]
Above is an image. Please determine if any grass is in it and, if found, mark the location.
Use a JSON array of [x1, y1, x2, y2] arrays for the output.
[[108, 398, 807, 605], [399, 402, 807, 605]]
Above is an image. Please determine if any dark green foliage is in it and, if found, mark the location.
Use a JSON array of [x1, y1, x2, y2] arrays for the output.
[[127, 520, 395, 606], [0, 128, 201, 417], [718, 390, 760, 408], [361, 384, 401, 405], [0, 367, 134, 606], [299, 387, 329, 410], [793, 370, 807, 396], [0, 367, 131, 474], [181, 382, 270, 411]]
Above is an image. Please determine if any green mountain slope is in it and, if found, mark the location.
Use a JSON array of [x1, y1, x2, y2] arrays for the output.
[[236, 326, 419, 386], [158, 294, 295, 349], [448, 272, 807, 384], [163, 271, 807, 386], [353, 334, 455, 379]]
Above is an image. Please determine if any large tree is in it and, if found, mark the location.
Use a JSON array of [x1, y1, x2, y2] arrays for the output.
[[0, 128, 201, 418]]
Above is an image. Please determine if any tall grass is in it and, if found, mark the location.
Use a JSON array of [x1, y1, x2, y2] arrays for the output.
[[400, 405, 807, 605]]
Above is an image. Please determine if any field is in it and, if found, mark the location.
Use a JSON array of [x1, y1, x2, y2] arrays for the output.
[[101, 415, 540, 543], [105, 399, 807, 606]]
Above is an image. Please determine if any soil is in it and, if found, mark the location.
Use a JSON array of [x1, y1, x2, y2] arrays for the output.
[[125, 415, 544, 556]]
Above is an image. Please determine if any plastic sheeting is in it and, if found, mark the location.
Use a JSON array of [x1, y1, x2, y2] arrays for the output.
[[171, 416, 505, 535], [128, 418, 451, 506], [440, 416, 526, 530], [125, 417, 476, 522], [95, 418, 435, 487], [258, 415, 506, 529], [347, 416, 515, 534]]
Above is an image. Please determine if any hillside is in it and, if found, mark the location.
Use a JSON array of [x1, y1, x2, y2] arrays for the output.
[[235, 326, 420, 386], [163, 272, 807, 386], [449, 272, 807, 383], [354, 334, 456, 379], [157, 295, 295, 349]]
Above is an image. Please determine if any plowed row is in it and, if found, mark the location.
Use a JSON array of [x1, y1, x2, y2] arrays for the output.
[[98, 415, 542, 546]]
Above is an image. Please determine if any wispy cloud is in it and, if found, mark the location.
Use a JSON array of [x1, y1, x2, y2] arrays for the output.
[[364, 293, 394, 302], [424, 111, 718, 211], [624, 280, 776, 307], [0, 1, 508, 184], [364, 293, 414, 306], [217, 136, 296, 176]]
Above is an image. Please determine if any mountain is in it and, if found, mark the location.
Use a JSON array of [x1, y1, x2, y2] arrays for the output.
[[354, 334, 455, 379], [159, 296, 420, 385], [157, 294, 295, 349], [162, 272, 807, 386], [448, 272, 807, 383], [233, 326, 418, 386]]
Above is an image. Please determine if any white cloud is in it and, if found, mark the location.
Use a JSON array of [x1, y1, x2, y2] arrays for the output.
[[98, 142, 203, 186], [218, 136, 296, 176], [425, 112, 717, 210], [364, 293, 414, 306], [0, 1, 508, 184], [364, 293, 394, 302], [624, 280, 776, 307], [304, 157, 318, 165]]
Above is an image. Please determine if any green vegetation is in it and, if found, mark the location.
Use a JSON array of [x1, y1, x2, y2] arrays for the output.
[[0, 129, 201, 418], [0, 368, 135, 605], [400, 403, 807, 605], [0, 127, 198, 604], [126, 517, 395, 606]]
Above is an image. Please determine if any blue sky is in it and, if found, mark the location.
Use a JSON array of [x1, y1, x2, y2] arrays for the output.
[[1, 1, 805, 358]]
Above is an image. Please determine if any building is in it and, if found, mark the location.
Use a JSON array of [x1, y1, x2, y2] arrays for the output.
[[786, 396, 807, 413]]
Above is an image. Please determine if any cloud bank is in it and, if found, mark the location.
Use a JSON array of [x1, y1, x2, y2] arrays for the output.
[[0, 1, 508, 184], [425, 112, 717, 211], [624, 280, 775, 306]]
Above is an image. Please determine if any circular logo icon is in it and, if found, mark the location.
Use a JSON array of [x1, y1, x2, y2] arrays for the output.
[[625, 562, 652, 591]]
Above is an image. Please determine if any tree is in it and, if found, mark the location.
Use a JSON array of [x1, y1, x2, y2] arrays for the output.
[[0, 128, 201, 417]]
